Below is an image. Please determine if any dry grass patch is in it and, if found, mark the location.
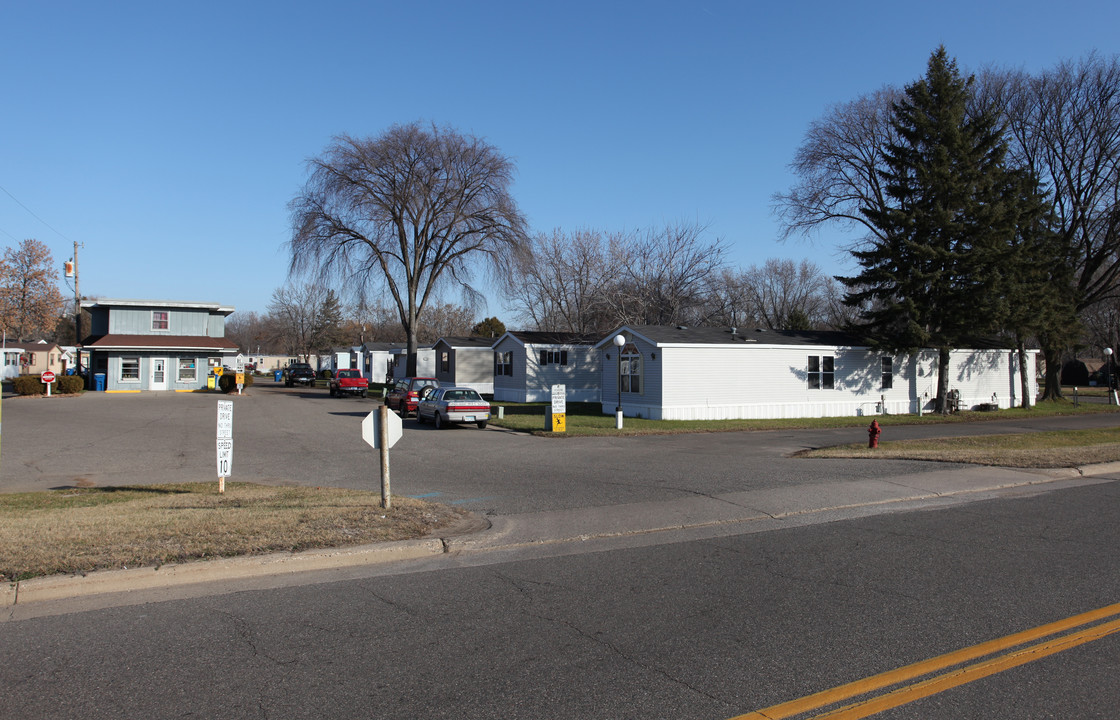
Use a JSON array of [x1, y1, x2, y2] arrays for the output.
[[0, 483, 466, 582], [799, 427, 1120, 468]]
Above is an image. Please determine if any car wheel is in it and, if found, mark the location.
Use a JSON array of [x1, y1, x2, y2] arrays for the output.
[[360, 390, 367, 399], [476, 420, 487, 429], [434, 412, 443, 430], [329, 387, 336, 397], [416, 409, 425, 424]]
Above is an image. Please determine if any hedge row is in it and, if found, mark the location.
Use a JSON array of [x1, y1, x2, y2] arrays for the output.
[[10, 374, 86, 395]]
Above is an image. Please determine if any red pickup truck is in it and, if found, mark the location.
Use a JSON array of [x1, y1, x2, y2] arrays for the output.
[[328, 369, 368, 398]]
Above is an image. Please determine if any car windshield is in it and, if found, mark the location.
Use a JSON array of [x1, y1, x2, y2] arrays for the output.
[[444, 390, 481, 401], [339, 370, 360, 378], [414, 380, 437, 389]]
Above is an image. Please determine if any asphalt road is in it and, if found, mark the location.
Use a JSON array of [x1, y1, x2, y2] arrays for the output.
[[4, 382, 1118, 518], [3, 479, 1119, 719]]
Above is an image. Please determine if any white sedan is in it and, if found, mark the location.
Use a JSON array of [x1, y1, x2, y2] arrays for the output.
[[416, 386, 491, 429]]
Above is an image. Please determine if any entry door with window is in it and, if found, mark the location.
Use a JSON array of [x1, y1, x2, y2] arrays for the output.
[[151, 358, 169, 390]]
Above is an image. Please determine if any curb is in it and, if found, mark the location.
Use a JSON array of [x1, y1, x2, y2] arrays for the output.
[[4, 537, 445, 607]]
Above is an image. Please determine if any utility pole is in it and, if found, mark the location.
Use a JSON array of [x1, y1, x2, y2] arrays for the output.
[[72, 241, 81, 375]]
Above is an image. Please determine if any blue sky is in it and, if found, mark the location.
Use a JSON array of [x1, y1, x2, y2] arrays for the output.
[[2, 1, 1117, 321]]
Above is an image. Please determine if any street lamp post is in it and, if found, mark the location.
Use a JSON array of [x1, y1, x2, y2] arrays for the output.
[[1106, 348, 1114, 404], [614, 334, 626, 429]]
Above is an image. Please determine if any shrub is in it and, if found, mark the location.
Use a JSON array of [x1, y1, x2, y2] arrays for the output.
[[11, 375, 44, 395], [218, 373, 256, 393], [320, 368, 333, 379], [56, 375, 85, 394]]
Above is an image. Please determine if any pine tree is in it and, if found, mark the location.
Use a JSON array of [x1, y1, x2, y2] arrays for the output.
[[997, 170, 1079, 408], [840, 47, 1021, 413]]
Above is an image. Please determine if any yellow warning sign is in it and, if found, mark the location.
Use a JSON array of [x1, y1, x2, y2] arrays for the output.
[[551, 412, 566, 432]]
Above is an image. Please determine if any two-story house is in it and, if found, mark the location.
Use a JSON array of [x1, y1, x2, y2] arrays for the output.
[[80, 299, 239, 391]]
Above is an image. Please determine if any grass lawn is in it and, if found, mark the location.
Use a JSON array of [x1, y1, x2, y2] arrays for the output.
[[0, 483, 464, 582], [487, 398, 1120, 436], [800, 426, 1120, 469]]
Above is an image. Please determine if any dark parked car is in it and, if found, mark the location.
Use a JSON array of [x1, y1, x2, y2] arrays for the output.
[[416, 386, 490, 429], [385, 377, 439, 417], [283, 362, 317, 387]]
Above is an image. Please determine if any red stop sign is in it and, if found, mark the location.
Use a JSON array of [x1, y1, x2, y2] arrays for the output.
[[41, 371, 56, 384]]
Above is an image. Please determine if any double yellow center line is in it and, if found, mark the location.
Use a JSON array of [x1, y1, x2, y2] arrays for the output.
[[731, 601, 1120, 720]]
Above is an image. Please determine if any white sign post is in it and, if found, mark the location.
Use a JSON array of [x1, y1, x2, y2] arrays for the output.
[[234, 354, 246, 395], [362, 406, 402, 508], [548, 384, 566, 432], [41, 371, 56, 397], [216, 400, 233, 493]]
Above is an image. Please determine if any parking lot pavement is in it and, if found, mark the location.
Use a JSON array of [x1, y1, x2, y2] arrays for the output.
[[3, 383, 1119, 518]]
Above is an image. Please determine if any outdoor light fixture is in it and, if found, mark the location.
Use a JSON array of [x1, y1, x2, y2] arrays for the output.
[[614, 333, 626, 429]]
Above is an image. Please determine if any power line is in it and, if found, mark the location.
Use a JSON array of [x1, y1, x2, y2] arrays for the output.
[[0, 183, 74, 244]]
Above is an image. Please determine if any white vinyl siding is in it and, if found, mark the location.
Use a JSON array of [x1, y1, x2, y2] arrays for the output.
[[639, 345, 1036, 420]]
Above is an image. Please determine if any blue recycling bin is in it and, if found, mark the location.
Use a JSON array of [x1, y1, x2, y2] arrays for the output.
[[94, 373, 106, 391], [274, 369, 283, 382]]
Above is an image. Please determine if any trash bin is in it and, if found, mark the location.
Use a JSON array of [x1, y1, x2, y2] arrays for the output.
[[207, 374, 216, 390], [94, 373, 106, 392], [274, 369, 283, 382]]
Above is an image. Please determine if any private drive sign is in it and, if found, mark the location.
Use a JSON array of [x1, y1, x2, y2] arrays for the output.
[[216, 400, 233, 491]]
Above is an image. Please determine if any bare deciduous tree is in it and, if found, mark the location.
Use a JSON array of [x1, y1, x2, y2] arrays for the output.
[[0, 239, 65, 340], [982, 55, 1120, 397], [740, 258, 829, 330], [609, 222, 727, 327], [773, 87, 902, 248], [267, 283, 331, 360], [288, 122, 528, 374], [504, 228, 624, 333], [505, 221, 725, 332]]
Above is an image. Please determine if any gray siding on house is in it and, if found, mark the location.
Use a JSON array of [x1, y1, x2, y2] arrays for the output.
[[600, 335, 661, 413], [108, 307, 213, 335], [492, 336, 598, 402], [491, 336, 525, 402]]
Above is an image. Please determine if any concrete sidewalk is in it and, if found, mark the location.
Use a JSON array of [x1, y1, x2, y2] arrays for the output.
[[7, 461, 1119, 610]]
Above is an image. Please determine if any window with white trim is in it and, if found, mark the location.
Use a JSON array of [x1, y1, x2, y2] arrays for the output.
[[152, 311, 169, 331], [621, 347, 641, 393], [808, 356, 834, 389], [441, 351, 449, 373], [881, 357, 893, 390], [121, 356, 140, 381], [495, 351, 513, 376], [178, 358, 197, 383]]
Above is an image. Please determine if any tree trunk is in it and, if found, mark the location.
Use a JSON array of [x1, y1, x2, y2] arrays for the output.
[[1016, 340, 1031, 409], [1039, 344, 1064, 400], [936, 347, 951, 414]]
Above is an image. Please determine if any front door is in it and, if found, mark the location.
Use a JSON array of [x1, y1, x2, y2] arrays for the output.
[[150, 358, 168, 391]]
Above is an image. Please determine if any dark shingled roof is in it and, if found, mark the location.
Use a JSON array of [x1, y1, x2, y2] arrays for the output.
[[612, 325, 1020, 350], [621, 325, 867, 347], [508, 331, 600, 346], [433, 336, 499, 349]]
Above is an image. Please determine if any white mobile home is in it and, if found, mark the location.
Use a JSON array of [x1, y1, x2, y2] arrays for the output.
[[596, 325, 1037, 420], [433, 336, 496, 395], [492, 331, 600, 403]]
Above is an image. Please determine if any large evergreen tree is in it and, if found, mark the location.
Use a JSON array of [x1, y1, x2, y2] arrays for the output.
[[840, 48, 1021, 413], [996, 171, 1079, 408]]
